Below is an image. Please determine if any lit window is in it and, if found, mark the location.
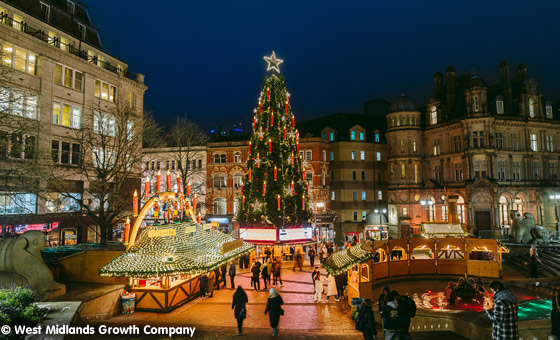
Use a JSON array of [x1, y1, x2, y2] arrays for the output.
[[360, 131, 364, 140], [546, 104, 553, 118], [305, 150, 312, 160], [93, 112, 115, 136], [126, 121, 133, 141], [2, 43, 37, 75], [52, 101, 82, 128], [0, 88, 38, 119], [412, 139, 416, 152], [351, 151, 355, 160], [322, 150, 326, 161], [331, 191, 335, 200], [127, 92, 136, 109], [431, 106, 437, 125], [330, 151, 334, 161], [474, 96, 479, 112], [376, 152, 381, 161], [360, 150, 365, 160], [496, 99, 504, 114], [0, 192, 37, 215], [362, 191, 366, 200], [234, 152, 241, 163], [530, 134, 537, 151], [375, 133, 380, 143], [529, 98, 535, 118], [351, 130, 356, 140], [377, 190, 382, 200], [330, 132, 334, 141], [94, 80, 117, 103], [401, 163, 406, 178], [54, 64, 83, 91]]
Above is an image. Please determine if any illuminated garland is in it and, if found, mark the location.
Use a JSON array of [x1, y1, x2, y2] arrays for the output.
[[323, 243, 374, 276], [99, 223, 255, 278]]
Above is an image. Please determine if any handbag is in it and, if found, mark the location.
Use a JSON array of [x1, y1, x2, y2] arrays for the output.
[[239, 305, 246, 319]]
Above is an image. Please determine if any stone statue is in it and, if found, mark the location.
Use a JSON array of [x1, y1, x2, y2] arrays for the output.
[[509, 211, 550, 244], [0, 231, 65, 300]]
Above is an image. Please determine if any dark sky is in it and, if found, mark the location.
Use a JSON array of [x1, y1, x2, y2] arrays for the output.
[[88, 0, 560, 131]]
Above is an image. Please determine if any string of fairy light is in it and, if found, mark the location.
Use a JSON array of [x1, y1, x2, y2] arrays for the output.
[[100, 223, 255, 278], [323, 244, 374, 276]]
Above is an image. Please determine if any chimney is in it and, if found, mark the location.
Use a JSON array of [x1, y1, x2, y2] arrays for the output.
[[515, 63, 527, 82], [446, 66, 456, 107], [433, 71, 444, 98], [499, 60, 511, 89]]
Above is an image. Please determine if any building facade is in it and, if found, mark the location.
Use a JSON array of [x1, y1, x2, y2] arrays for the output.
[[386, 62, 560, 238], [0, 0, 146, 244]]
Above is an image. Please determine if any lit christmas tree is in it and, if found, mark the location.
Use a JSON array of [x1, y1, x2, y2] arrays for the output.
[[237, 52, 312, 228]]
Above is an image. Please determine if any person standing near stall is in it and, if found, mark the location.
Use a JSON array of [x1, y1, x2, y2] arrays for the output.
[[251, 261, 261, 291], [207, 270, 216, 298], [265, 288, 284, 336], [262, 261, 270, 291], [308, 247, 316, 267], [232, 286, 248, 336], [229, 261, 236, 289], [486, 280, 519, 340]]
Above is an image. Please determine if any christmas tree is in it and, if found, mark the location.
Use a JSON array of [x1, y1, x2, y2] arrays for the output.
[[237, 52, 312, 227]]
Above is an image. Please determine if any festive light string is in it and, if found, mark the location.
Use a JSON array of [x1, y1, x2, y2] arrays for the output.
[[323, 243, 374, 276]]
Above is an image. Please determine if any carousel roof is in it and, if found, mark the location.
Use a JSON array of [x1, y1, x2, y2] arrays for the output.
[[323, 242, 374, 275], [99, 223, 255, 278]]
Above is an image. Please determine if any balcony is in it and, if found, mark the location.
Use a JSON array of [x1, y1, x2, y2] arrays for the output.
[[0, 13, 136, 81]]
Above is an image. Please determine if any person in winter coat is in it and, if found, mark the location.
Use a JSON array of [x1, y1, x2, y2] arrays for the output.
[[486, 280, 519, 340], [273, 259, 283, 286], [311, 267, 319, 293], [266, 259, 273, 286], [262, 263, 270, 290], [313, 270, 324, 302], [232, 286, 248, 335], [308, 247, 316, 267], [552, 289, 560, 340], [251, 261, 261, 291], [378, 285, 391, 313], [397, 294, 416, 339], [325, 272, 339, 302], [207, 271, 216, 298], [221, 263, 228, 289], [265, 288, 284, 336], [381, 291, 401, 340], [528, 247, 542, 278], [335, 273, 346, 299], [355, 298, 377, 340], [199, 273, 208, 298], [229, 261, 236, 289], [319, 246, 325, 263]]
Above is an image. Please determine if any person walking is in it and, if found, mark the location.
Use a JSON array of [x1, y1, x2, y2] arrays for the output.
[[335, 273, 346, 300], [311, 267, 319, 293], [378, 285, 391, 313], [251, 261, 261, 291], [266, 259, 273, 287], [199, 273, 208, 298], [293, 251, 303, 271], [397, 293, 416, 340], [381, 291, 401, 340], [552, 289, 560, 340], [273, 259, 283, 286], [486, 280, 519, 340], [308, 247, 316, 267], [265, 247, 272, 261], [528, 246, 542, 278], [313, 270, 324, 302], [229, 261, 236, 289], [207, 270, 216, 298], [325, 272, 339, 302], [220, 264, 227, 289], [319, 246, 325, 263], [262, 261, 270, 290], [265, 288, 284, 336], [232, 286, 248, 336], [355, 298, 377, 340]]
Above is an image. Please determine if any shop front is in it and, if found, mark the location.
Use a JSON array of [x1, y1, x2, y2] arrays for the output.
[[314, 214, 336, 242]]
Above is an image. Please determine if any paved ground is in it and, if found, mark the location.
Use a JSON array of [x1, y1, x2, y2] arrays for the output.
[[85, 260, 469, 339]]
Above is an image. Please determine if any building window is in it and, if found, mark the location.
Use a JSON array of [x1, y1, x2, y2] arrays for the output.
[[2, 43, 37, 75], [533, 161, 540, 179], [528, 98, 535, 118], [511, 133, 520, 151], [454, 163, 463, 182], [321, 171, 326, 186], [453, 135, 462, 152], [0, 192, 37, 215], [0, 88, 38, 119], [360, 150, 365, 160], [198, 159, 202, 168], [433, 165, 441, 182], [213, 198, 227, 215], [400, 139, 405, 153], [233, 173, 243, 188], [78, 23, 86, 40], [94, 80, 117, 102], [330, 132, 334, 141], [360, 131, 364, 140], [362, 211, 367, 221], [305, 150, 312, 160], [40, 2, 50, 21], [53, 102, 82, 129], [495, 132, 504, 150], [330, 151, 334, 161], [331, 191, 335, 201], [497, 160, 506, 181], [305, 171, 313, 184], [351, 130, 356, 140], [45, 192, 81, 213], [67, 0, 75, 14], [430, 106, 437, 125], [433, 140, 440, 156], [474, 96, 479, 112], [376, 152, 381, 161], [330, 171, 334, 181], [322, 150, 326, 161], [414, 164, 418, 183], [496, 99, 504, 114], [513, 161, 521, 181], [127, 92, 137, 109], [546, 104, 553, 118], [442, 205, 448, 222], [530, 133, 537, 152], [377, 190, 382, 200], [93, 112, 114, 135], [472, 131, 484, 148], [214, 153, 226, 164], [353, 211, 358, 221], [362, 171, 365, 180], [54, 64, 83, 91], [1, 133, 35, 160], [171, 160, 175, 170], [352, 171, 356, 180], [353, 191, 357, 201], [549, 161, 557, 180], [156, 161, 160, 170], [234, 152, 241, 163], [546, 135, 554, 152], [401, 163, 406, 178], [375, 133, 380, 143], [126, 121, 133, 141], [412, 138, 417, 152], [213, 174, 227, 188], [351, 151, 355, 160], [362, 191, 366, 200], [473, 160, 487, 179], [402, 207, 408, 216]]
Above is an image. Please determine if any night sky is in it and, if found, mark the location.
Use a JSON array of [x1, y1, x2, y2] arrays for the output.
[[88, 1, 560, 131]]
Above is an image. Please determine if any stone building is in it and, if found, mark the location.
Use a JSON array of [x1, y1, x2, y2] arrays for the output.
[[386, 62, 560, 238], [0, 0, 146, 244]]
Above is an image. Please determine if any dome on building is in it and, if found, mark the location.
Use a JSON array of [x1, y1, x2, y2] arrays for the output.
[[389, 94, 416, 113], [365, 210, 388, 225], [469, 75, 483, 88]]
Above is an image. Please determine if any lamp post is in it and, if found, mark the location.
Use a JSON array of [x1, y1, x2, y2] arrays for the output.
[[374, 208, 388, 240], [420, 199, 434, 221], [549, 194, 560, 240]]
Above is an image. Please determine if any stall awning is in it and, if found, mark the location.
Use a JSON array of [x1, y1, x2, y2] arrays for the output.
[[323, 243, 373, 275]]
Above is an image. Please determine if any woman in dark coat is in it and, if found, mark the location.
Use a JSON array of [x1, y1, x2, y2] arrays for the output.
[[232, 286, 248, 336], [552, 290, 560, 340], [199, 273, 208, 298], [264, 288, 284, 336], [355, 299, 377, 340]]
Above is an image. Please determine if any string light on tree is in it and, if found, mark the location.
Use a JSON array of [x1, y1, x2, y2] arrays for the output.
[[263, 51, 283, 73]]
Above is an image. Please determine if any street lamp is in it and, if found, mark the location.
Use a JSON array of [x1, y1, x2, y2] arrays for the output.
[[420, 199, 434, 221], [549, 194, 560, 240]]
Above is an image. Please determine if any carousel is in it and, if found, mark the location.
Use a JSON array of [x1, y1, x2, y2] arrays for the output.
[[100, 173, 254, 312]]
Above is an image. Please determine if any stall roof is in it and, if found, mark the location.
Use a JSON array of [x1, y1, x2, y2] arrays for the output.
[[100, 223, 254, 278], [420, 223, 467, 237], [323, 243, 373, 275]]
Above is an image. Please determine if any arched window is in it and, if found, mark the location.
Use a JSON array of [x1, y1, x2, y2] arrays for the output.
[[428, 196, 436, 221], [233, 172, 243, 188], [474, 96, 479, 112], [529, 98, 535, 118], [233, 198, 239, 215], [457, 196, 465, 224], [234, 152, 241, 163], [499, 196, 510, 227], [213, 198, 227, 215], [514, 196, 524, 215], [390, 246, 407, 261], [496, 96, 504, 114], [430, 106, 437, 125], [411, 245, 433, 260]]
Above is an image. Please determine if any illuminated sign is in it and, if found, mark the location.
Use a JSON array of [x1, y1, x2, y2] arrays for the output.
[[239, 228, 277, 241], [222, 239, 243, 254], [202, 223, 212, 231], [208, 217, 229, 224], [184, 225, 196, 234], [148, 229, 176, 238], [279, 227, 313, 241]]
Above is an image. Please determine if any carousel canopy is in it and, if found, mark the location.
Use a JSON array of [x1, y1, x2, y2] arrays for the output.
[[100, 223, 255, 278], [323, 243, 374, 276]]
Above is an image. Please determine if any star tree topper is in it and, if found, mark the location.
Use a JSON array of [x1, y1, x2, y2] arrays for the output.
[[264, 51, 283, 73]]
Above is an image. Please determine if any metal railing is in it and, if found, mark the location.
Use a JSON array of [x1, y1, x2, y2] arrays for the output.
[[0, 13, 136, 81]]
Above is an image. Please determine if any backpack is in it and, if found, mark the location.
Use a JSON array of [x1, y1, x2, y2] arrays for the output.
[[408, 297, 417, 318], [354, 312, 364, 331]]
